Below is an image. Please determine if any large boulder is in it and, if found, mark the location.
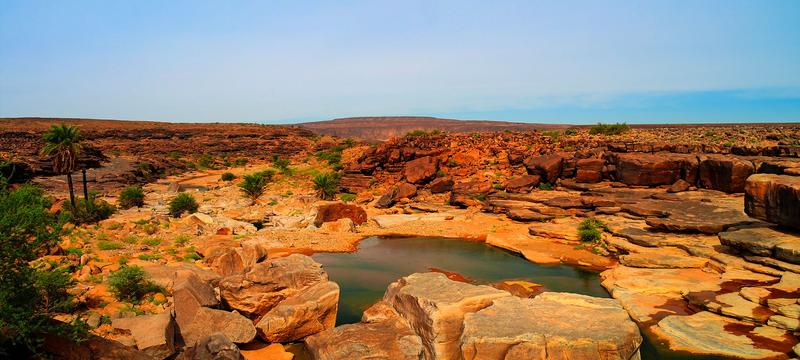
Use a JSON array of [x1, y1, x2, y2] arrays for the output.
[[314, 203, 367, 227], [524, 154, 563, 184], [430, 176, 455, 194], [460, 293, 642, 360], [204, 242, 267, 277], [698, 155, 755, 193], [403, 156, 439, 184], [255, 280, 339, 342], [719, 227, 800, 265], [174, 273, 256, 346], [575, 158, 605, 183], [382, 272, 510, 360], [218, 254, 328, 317], [304, 301, 424, 360], [614, 153, 697, 186], [112, 311, 176, 360], [504, 174, 541, 193], [375, 182, 417, 208], [449, 181, 493, 208], [745, 174, 800, 230]]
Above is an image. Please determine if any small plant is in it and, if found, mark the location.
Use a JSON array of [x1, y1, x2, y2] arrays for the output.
[[589, 123, 630, 135], [118, 186, 145, 209], [196, 154, 215, 169], [272, 156, 292, 175], [313, 172, 340, 200], [65, 247, 84, 257], [169, 193, 198, 217], [107, 265, 162, 303], [239, 172, 270, 204], [538, 182, 554, 191], [141, 223, 158, 235], [220, 172, 236, 181], [578, 218, 606, 243], [106, 222, 123, 230], [564, 128, 578, 136], [406, 129, 432, 137], [233, 158, 248, 167], [446, 159, 458, 167], [174, 234, 191, 246], [97, 241, 122, 250], [122, 235, 138, 244], [542, 131, 561, 139], [138, 253, 162, 261], [339, 193, 357, 203], [65, 193, 117, 224], [142, 238, 161, 246]]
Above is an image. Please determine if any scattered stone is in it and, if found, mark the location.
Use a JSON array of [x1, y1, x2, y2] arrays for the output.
[[461, 293, 642, 360], [667, 179, 691, 193], [449, 180, 492, 208], [375, 182, 417, 208], [504, 174, 541, 192]]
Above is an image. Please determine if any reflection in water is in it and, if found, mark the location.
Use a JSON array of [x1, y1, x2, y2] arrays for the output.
[[311, 236, 721, 360]]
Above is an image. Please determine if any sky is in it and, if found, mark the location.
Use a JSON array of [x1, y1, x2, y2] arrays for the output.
[[1, 0, 799, 124]]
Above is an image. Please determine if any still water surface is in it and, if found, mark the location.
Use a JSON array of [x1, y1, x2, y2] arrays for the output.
[[309, 236, 724, 360]]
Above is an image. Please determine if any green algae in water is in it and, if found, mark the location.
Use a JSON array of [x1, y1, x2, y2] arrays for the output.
[[312, 236, 729, 360]]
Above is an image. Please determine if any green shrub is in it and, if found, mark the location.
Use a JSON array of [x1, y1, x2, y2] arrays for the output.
[[0, 184, 86, 353], [589, 123, 630, 135], [564, 128, 578, 136], [339, 193, 356, 203], [272, 157, 292, 175], [65, 193, 116, 224], [578, 218, 606, 243], [118, 186, 145, 209], [233, 158, 248, 167], [316, 150, 342, 166], [107, 265, 162, 303], [542, 131, 561, 139], [169, 193, 198, 217], [196, 154, 215, 169], [137, 254, 161, 261], [142, 238, 161, 246], [313, 172, 340, 200], [220, 172, 236, 181], [174, 234, 191, 246], [239, 172, 270, 204], [65, 247, 84, 257], [538, 182, 554, 191]]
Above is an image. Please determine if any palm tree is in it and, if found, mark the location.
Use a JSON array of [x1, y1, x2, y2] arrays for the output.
[[313, 172, 340, 200], [40, 124, 83, 206]]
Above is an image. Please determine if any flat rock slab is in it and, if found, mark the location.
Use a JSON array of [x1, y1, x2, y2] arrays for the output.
[[620, 251, 709, 269], [461, 293, 642, 360], [112, 311, 176, 360], [653, 311, 797, 359], [720, 227, 800, 265], [383, 272, 510, 360], [642, 199, 758, 234]]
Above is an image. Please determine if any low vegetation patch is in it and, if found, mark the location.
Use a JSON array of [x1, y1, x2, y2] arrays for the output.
[[313, 172, 341, 200], [220, 172, 236, 181], [169, 193, 198, 217], [118, 186, 145, 209], [589, 122, 630, 135], [65, 193, 116, 224], [578, 218, 607, 243], [239, 172, 271, 204], [107, 265, 162, 303], [339, 193, 356, 203], [272, 156, 292, 175]]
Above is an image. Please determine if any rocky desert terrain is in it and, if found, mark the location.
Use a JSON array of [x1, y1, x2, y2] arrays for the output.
[[2, 117, 800, 359]]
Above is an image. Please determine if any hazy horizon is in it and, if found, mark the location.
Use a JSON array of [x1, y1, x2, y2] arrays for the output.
[[1, 1, 799, 124]]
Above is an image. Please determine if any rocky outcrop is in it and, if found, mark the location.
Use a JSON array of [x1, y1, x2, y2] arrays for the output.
[[524, 154, 563, 184], [460, 293, 642, 360], [375, 182, 417, 208], [403, 156, 439, 184], [430, 176, 454, 193], [112, 311, 176, 359], [449, 181, 492, 208], [176, 333, 243, 360], [698, 155, 755, 193], [255, 280, 339, 342], [504, 174, 541, 192], [575, 158, 605, 183], [219, 254, 328, 317], [720, 227, 800, 265], [314, 203, 367, 227], [614, 153, 697, 186], [305, 301, 424, 360], [382, 272, 511, 359], [745, 174, 800, 230]]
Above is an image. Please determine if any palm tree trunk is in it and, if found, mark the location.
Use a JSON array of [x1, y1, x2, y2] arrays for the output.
[[67, 172, 76, 207], [81, 169, 89, 201]]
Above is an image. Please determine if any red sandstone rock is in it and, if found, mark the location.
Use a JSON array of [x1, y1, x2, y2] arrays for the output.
[[376, 182, 417, 208], [403, 156, 439, 184], [450, 181, 492, 208], [430, 176, 455, 193], [504, 174, 541, 193], [697, 155, 755, 193], [575, 158, 605, 183], [314, 203, 368, 227], [524, 154, 563, 184], [614, 153, 697, 186], [745, 174, 800, 230]]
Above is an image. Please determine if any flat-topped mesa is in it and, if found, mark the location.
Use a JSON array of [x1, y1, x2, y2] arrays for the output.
[[745, 173, 800, 230], [306, 272, 643, 360]]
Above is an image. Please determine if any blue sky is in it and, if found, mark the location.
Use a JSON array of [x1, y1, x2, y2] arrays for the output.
[[1, 0, 799, 124]]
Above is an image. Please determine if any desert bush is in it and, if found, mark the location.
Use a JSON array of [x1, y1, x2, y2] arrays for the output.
[[65, 193, 116, 224], [107, 265, 162, 303], [564, 128, 578, 136], [233, 158, 248, 167], [196, 154, 216, 169], [0, 184, 85, 354], [239, 172, 270, 204], [118, 186, 145, 209], [538, 182, 554, 191], [169, 193, 198, 217], [220, 172, 236, 181], [578, 218, 606, 243], [97, 241, 122, 250], [589, 123, 630, 135], [313, 172, 340, 200], [272, 156, 292, 175]]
